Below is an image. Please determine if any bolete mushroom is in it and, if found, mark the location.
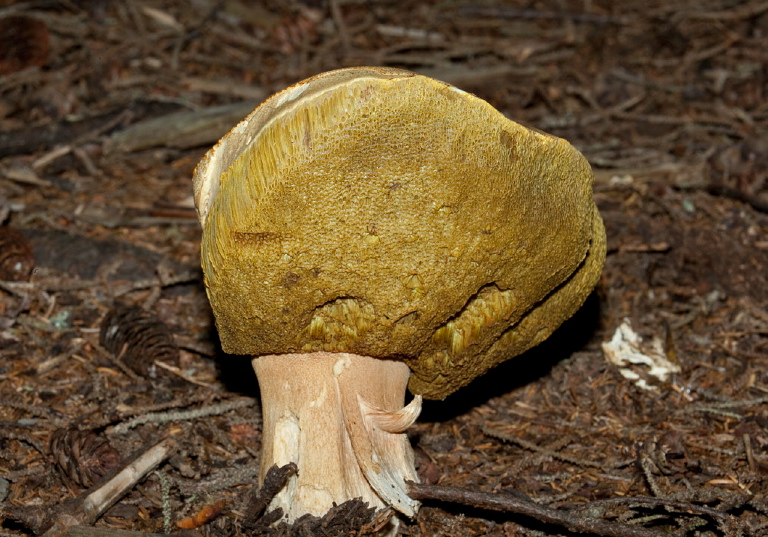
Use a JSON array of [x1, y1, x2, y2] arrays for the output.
[[193, 67, 606, 527]]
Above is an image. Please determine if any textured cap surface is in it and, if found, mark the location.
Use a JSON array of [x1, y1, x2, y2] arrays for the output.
[[194, 66, 606, 400]]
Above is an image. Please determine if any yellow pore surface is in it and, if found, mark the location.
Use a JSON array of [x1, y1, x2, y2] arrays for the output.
[[196, 67, 606, 399]]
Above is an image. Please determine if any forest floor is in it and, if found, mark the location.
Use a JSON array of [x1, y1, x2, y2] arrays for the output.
[[1, 1, 768, 536]]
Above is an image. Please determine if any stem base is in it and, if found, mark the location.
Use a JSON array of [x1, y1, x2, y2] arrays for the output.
[[253, 352, 421, 524]]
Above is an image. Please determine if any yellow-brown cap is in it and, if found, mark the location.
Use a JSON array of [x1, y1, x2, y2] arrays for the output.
[[194, 67, 606, 399]]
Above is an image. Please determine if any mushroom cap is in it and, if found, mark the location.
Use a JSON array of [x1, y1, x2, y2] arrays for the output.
[[194, 66, 606, 400]]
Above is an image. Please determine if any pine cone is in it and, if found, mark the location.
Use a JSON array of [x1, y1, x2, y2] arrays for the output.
[[49, 428, 120, 487], [99, 304, 179, 378]]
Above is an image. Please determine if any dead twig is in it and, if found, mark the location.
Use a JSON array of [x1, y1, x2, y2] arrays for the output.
[[743, 434, 757, 474], [37, 340, 86, 375], [456, 5, 627, 25], [0, 429, 46, 456], [92, 342, 145, 384], [329, 0, 351, 52], [110, 397, 256, 434], [677, 0, 768, 21], [0, 394, 63, 422], [39, 269, 200, 295], [407, 482, 667, 537], [86, 392, 225, 431], [705, 183, 768, 214], [153, 359, 216, 388], [66, 526, 170, 537], [0, 103, 177, 158], [177, 465, 259, 495], [114, 391, 222, 419], [9, 437, 178, 537], [638, 451, 664, 497], [578, 496, 737, 524]]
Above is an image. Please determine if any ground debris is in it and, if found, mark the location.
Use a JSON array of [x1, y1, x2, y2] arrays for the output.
[[237, 463, 381, 537]]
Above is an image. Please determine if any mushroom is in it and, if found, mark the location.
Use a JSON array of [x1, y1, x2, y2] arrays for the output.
[[193, 67, 606, 528]]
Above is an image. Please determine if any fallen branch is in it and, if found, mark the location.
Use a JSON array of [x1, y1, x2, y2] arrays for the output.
[[407, 482, 667, 537]]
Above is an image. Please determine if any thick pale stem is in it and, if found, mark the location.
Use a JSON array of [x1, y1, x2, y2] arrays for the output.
[[252, 352, 421, 525]]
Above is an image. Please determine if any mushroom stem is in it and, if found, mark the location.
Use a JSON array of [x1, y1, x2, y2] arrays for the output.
[[252, 352, 421, 525]]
